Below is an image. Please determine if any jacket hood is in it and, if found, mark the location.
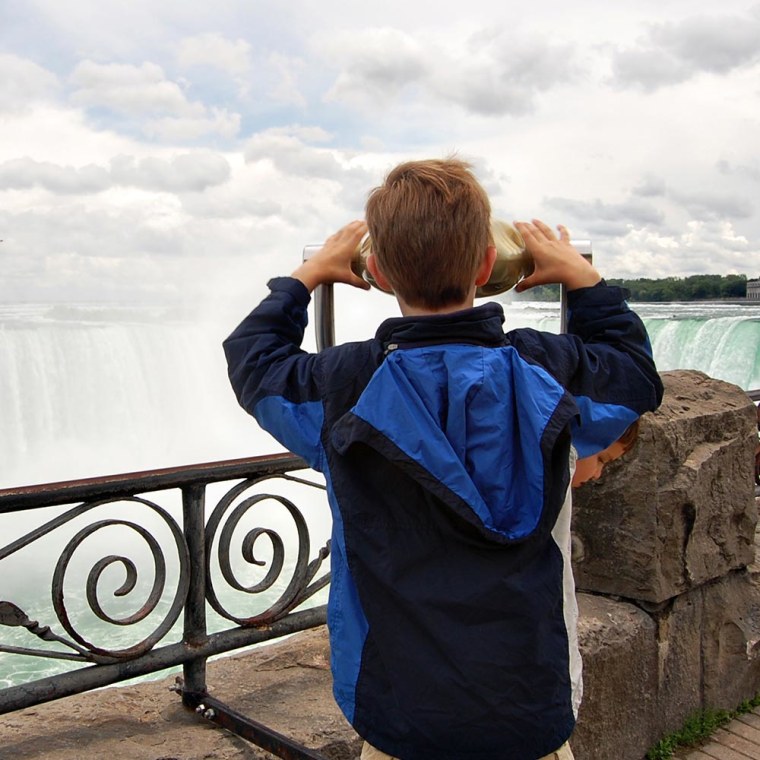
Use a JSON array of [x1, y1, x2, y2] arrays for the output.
[[331, 320, 577, 542]]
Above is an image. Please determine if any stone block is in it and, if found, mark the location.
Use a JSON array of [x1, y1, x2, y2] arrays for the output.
[[701, 566, 760, 711], [572, 593, 659, 760], [649, 590, 704, 741], [573, 370, 756, 604]]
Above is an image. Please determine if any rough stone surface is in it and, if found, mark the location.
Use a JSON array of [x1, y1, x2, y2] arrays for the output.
[[572, 593, 659, 760], [573, 370, 756, 603], [0, 627, 361, 760], [701, 566, 760, 711], [649, 588, 703, 741]]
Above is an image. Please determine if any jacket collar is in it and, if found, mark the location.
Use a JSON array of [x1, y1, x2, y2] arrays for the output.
[[374, 302, 506, 351]]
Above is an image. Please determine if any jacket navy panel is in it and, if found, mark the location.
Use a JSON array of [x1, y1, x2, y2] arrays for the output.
[[330, 408, 578, 759], [223, 276, 664, 759]]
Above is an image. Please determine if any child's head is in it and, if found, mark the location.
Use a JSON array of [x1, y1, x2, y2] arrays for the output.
[[572, 419, 640, 487], [365, 158, 491, 310]]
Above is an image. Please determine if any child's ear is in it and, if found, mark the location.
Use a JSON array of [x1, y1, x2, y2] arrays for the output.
[[366, 253, 394, 293], [474, 245, 497, 287]]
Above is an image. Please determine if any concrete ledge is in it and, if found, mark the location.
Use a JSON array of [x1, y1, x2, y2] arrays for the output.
[[0, 627, 360, 760]]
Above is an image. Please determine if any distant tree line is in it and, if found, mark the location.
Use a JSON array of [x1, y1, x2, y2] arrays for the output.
[[515, 274, 754, 302]]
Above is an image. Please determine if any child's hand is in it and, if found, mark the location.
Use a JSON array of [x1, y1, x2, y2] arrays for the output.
[[291, 220, 371, 293], [513, 219, 601, 292]]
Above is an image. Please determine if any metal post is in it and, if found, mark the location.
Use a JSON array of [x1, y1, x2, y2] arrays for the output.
[[560, 243, 593, 334], [182, 483, 207, 701], [303, 245, 336, 351], [313, 284, 335, 351]]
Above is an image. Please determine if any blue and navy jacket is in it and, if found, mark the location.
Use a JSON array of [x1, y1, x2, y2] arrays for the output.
[[224, 277, 663, 760]]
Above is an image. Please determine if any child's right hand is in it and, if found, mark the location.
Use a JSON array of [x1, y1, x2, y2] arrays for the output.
[[291, 220, 371, 293], [513, 219, 601, 292]]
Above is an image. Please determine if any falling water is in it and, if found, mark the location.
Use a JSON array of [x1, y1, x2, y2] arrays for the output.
[[1, 296, 758, 687]]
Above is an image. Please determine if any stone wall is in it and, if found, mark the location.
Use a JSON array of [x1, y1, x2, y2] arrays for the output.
[[571, 370, 759, 760]]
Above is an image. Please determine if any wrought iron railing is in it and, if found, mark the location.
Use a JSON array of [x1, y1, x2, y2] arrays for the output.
[[0, 453, 331, 759]]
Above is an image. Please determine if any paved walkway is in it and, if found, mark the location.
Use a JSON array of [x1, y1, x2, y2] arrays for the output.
[[679, 708, 760, 760]]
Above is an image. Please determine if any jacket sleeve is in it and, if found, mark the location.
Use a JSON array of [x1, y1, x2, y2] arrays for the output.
[[508, 282, 664, 457], [222, 277, 325, 470]]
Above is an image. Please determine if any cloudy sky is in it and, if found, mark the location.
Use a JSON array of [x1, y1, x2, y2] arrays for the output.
[[2, 0, 759, 307]]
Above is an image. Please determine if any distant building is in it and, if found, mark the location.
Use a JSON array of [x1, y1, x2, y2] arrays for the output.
[[748, 279, 760, 300]]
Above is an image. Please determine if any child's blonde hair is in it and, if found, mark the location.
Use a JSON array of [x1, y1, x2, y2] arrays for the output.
[[365, 158, 491, 309], [617, 419, 640, 453]]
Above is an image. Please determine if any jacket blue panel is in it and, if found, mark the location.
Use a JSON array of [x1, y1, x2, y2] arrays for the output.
[[351, 343, 575, 539], [570, 396, 641, 457], [254, 395, 325, 470]]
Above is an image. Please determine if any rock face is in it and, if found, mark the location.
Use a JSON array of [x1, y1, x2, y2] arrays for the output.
[[572, 370, 757, 603], [569, 370, 760, 759], [573, 594, 659, 760]]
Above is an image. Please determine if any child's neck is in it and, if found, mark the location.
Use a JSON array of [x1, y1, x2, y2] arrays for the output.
[[397, 288, 476, 317]]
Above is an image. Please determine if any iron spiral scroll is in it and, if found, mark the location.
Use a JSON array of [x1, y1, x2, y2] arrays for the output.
[[204, 474, 331, 627], [0, 496, 191, 664]]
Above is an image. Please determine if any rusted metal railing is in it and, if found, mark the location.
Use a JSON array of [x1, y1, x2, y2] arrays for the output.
[[0, 453, 331, 759]]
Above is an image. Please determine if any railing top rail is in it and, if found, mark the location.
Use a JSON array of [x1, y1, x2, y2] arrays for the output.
[[0, 452, 308, 513], [748, 389, 760, 403]]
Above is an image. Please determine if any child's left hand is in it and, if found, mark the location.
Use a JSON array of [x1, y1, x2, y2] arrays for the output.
[[292, 220, 370, 293], [513, 219, 600, 292]]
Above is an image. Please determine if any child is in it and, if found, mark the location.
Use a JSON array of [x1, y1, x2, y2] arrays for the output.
[[224, 158, 663, 760], [572, 420, 640, 487]]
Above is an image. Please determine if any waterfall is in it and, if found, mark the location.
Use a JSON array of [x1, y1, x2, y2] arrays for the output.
[[0, 303, 278, 489], [0, 297, 757, 688], [1, 299, 758, 489], [642, 308, 760, 391], [493, 300, 760, 391]]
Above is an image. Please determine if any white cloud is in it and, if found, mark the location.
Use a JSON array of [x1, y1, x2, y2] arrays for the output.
[[244, 132, 356, 181], [718, 159, 760, 183], [109, 152, 231, 192], [0, 54, 60, 111], [69, 60, 241, 140], [70, 61, 195, 116], [2, 0, 760, 305], [0, 153, 231, 194], [669, 189, 754, 220], [0, 158, 111, 194], [589, 220, 758, 280], [437, 29, 578, 116], [546, 196, 666, 237], [243, 132, 379, 212], [322, 27, 429, 107], [652, 14, 760, 74], [610, 10, 760, 90], [264, 124, 333, 143], [610, 48, 690, 90], [321, 26, 578, 116], [268, 53, 308, 108], [144, 108, 241, 141], [176, 33, 252, 76]]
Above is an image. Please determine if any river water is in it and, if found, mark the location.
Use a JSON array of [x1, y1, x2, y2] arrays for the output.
[[1, 296, 758, 687]]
